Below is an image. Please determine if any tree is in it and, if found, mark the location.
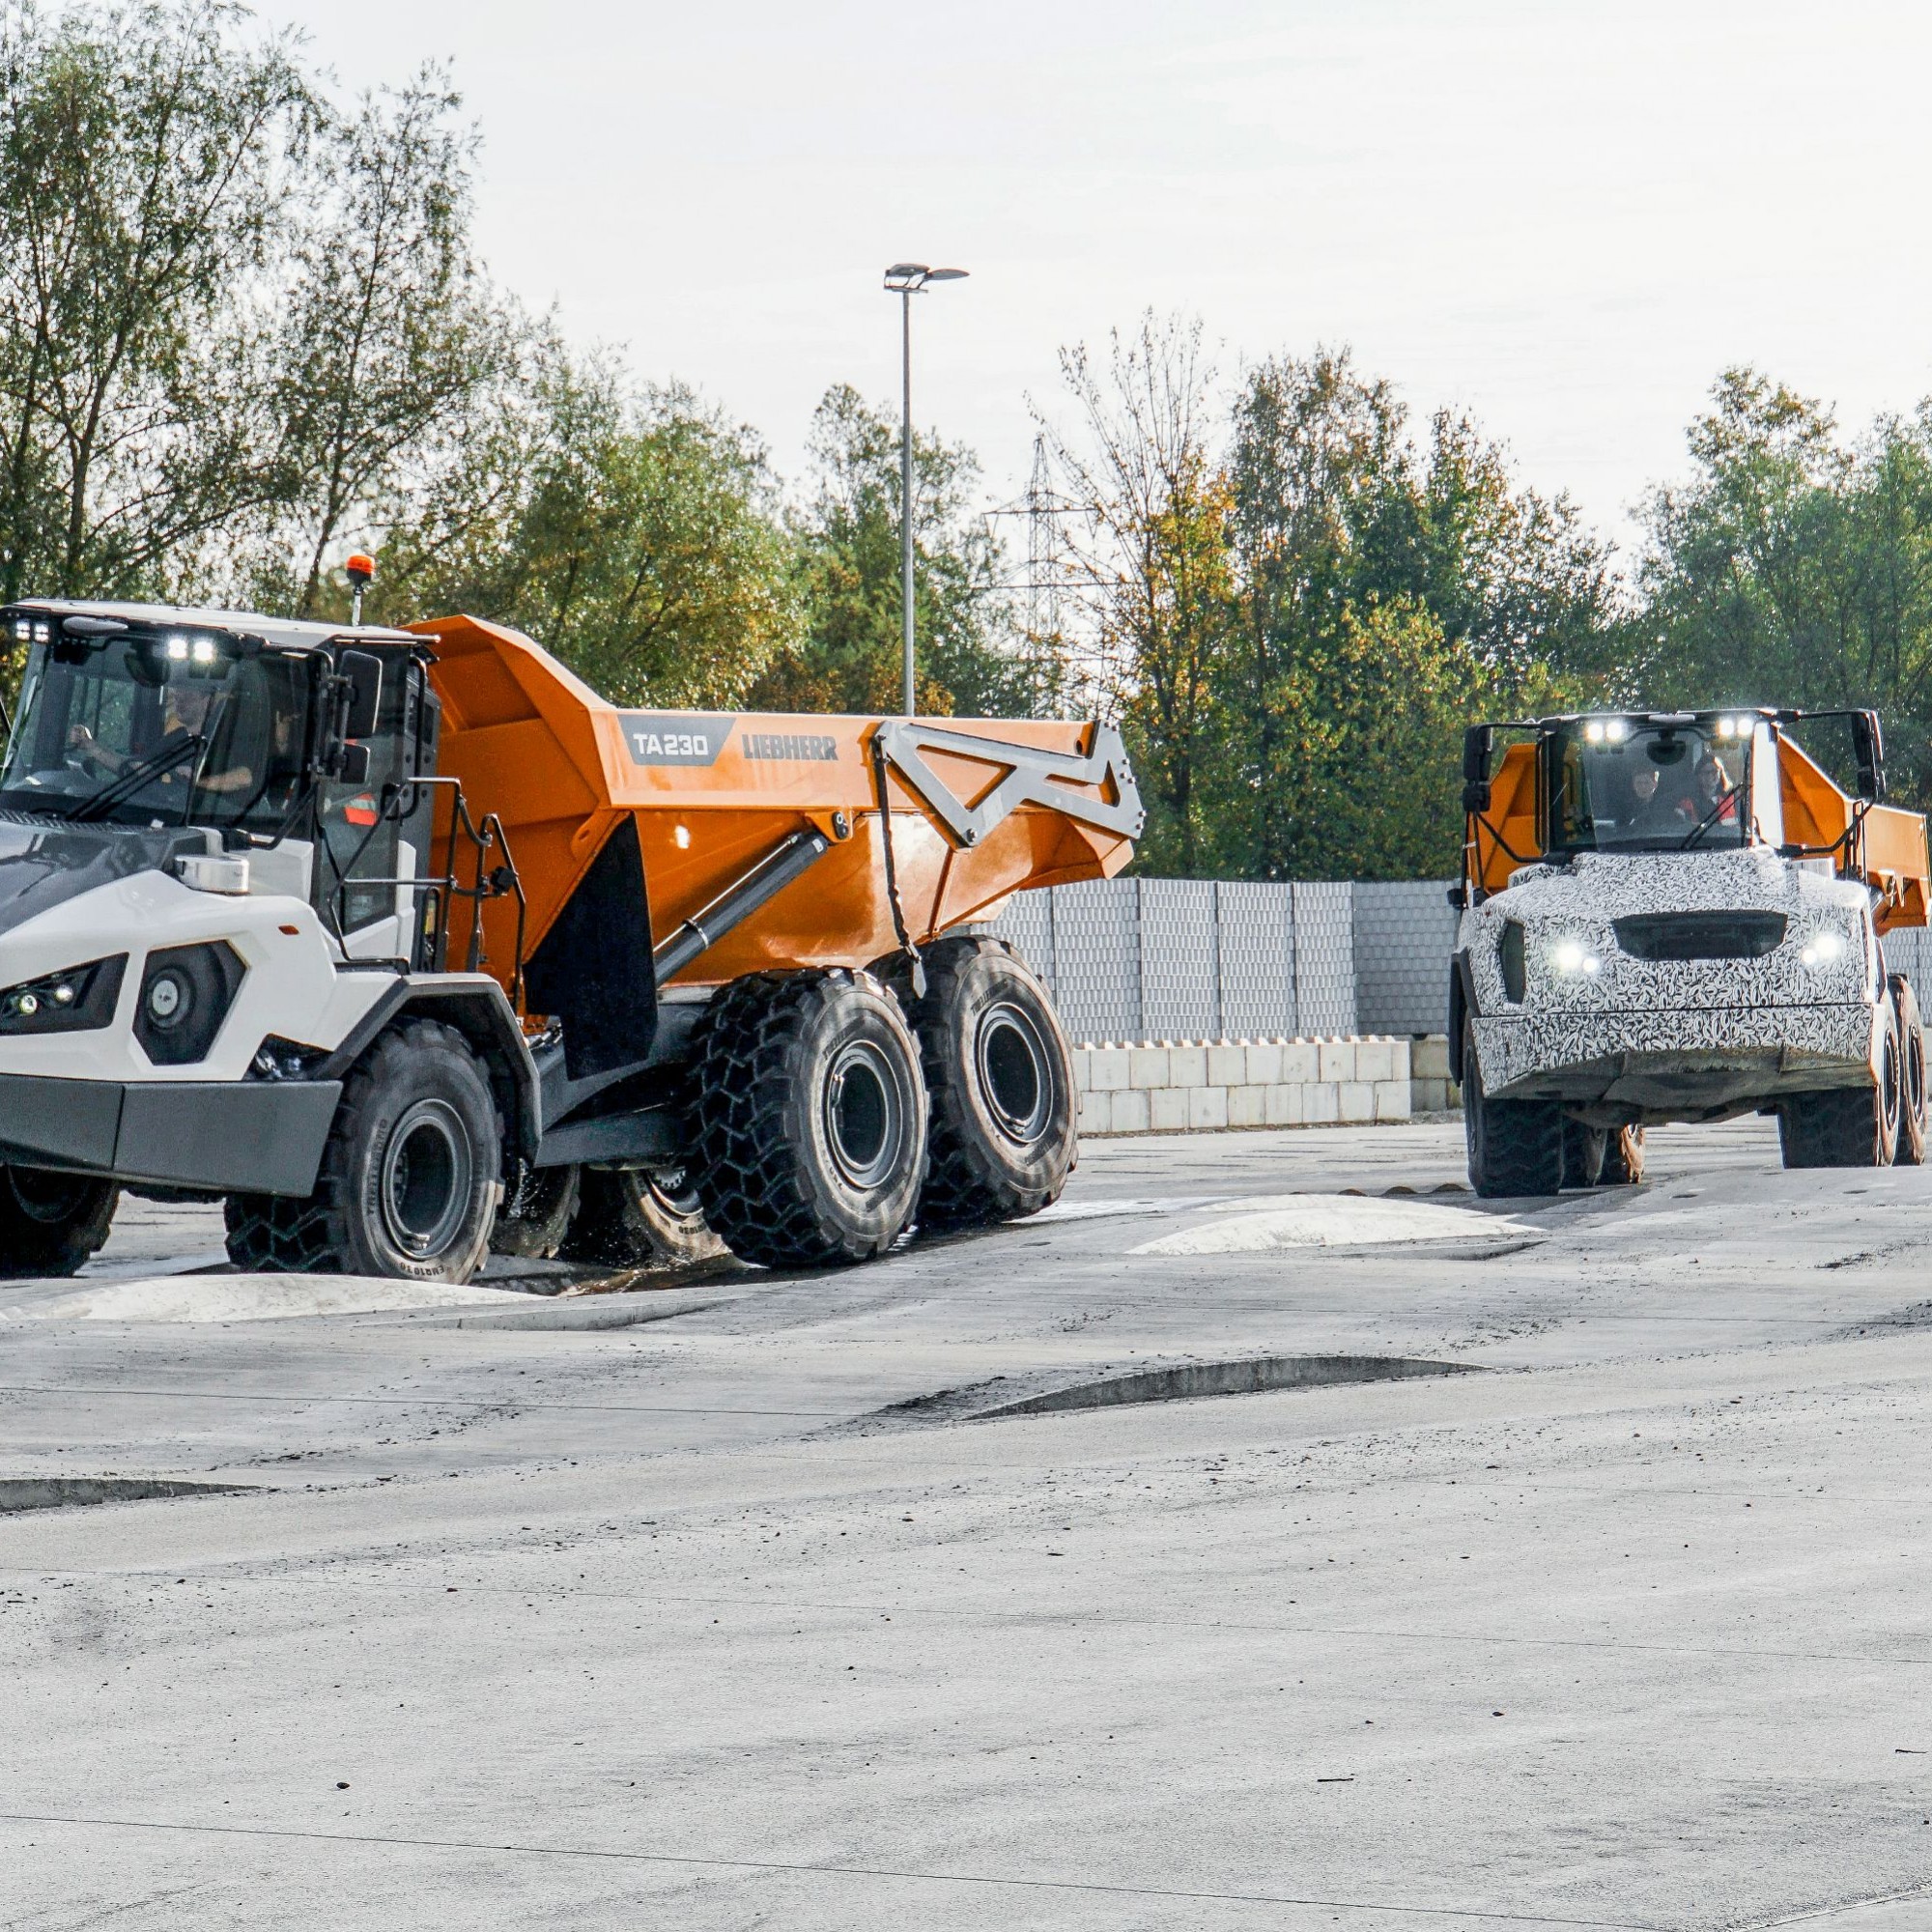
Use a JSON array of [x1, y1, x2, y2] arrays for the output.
[[751, 384, 1024, 718], [376, 349, 800, 708], [0, 1, 310, 606], [1206, 348, 1614, 878], [252, 70, 512, 617], [1633, 368, 1932, 804], [1037, 315, 1234, 874]]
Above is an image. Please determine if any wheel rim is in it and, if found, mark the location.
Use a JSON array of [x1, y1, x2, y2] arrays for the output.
[[823, 1039, 906, 1190], [976, 1001, 1054, 1146], [381, 1100, 473, 1259], [6, 1168, 95, 1226], [1912, 1030, 1927, 1123]]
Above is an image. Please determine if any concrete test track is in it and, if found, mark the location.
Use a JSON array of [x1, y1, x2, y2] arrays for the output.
[[4, 1118, 1932, 1929]]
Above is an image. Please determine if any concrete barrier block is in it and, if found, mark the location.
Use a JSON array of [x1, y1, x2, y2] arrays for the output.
[[1374, 1079, 1411, 1122], [1170, 1044, 1208, 1086], [1355, 1038, 1396, 1083], [1411, 1034, 1452, 1080], [1079, 1090, 1108, 1134], [1264, 1083, 1305, 1125], [1318, 1040, 1356, 1083], [1339, 1080, 1376, 1122], [1208, 1043, 1246, 1087], [1188, 1085, 1229, 1129], [1150, 1086, 1189, 1131], [1088, 1045, 1130, 1092], [1306, 1083, 1340, 1123], [1279, 1041, 1319, 1084], [1128, 1045, 1171, 1090], [1110, 1088, 1151, 1133], [1228, 1083, 1267, 1126], [1069, 1046, 1091, 1091], [1245, 1041, 1283, 1085]]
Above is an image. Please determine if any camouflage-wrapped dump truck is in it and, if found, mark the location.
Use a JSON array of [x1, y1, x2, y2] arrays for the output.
[[1450, 708, 1930, 1195]]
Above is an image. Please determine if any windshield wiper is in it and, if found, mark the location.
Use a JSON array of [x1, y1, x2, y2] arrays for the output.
[[1679, 784, 1743, 851], [68, 731, 204, 824]]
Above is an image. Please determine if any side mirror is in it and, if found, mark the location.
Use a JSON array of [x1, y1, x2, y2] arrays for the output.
[[1463, 779, 1492, 815], [1852, 710, 1886, 803], [337, 650, 384, 742], [336, 741, 371, 786], [1462, 724, 1493, 785]]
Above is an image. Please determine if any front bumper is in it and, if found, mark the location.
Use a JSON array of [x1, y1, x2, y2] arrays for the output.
[[1472, 1004, 1879, 1119], [0, 1072, 340, 1196]]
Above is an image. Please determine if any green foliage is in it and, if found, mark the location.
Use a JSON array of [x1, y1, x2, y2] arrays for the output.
[[1633, 367, 1932, 807], [0, 1, 311, 606], [750, 384, 1025, 718], [375, 350, 800, 707], [1039, 316, 1235, 874], [1044, 331, 1616, 880]]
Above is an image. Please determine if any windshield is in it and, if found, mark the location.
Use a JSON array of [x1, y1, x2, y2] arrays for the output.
[[1549, 718, 1749, 854], [0, 639, 312, 832]]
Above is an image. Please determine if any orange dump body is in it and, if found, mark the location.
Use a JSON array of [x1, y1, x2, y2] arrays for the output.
[[411, 614, 1141, 1008]]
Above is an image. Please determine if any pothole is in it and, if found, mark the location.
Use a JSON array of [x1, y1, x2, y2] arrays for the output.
[[0, 1477, 251, 1515], [858, 1353, 1481, 1431]]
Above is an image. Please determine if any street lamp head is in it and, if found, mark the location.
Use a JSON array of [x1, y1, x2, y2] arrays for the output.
[[883, 263, 969, 294]]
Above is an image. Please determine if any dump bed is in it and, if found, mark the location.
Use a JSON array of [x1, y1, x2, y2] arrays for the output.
[[412, 614, 1142, 1002]]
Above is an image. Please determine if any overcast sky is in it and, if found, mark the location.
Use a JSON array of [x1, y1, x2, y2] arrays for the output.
[[270, 0, 1932, 564]]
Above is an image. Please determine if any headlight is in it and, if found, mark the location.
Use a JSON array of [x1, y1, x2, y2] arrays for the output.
[[1548, 935, 1601, 976], [0, 954, 128, 1035], [1801, 929, 1847, 968]]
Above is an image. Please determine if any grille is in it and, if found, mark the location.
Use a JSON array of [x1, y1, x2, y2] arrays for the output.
[[1611, 911, 1787, 961]]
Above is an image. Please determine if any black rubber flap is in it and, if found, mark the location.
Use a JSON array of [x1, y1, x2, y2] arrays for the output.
[[524, 815, 657, 1080]]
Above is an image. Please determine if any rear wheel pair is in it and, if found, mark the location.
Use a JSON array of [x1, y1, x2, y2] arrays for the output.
[[691, 940, 1074, 1269]]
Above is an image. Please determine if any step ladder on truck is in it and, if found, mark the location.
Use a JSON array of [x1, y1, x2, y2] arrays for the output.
[[1450, 706, 1932, 1194], [0, 592, 1142, 1279]]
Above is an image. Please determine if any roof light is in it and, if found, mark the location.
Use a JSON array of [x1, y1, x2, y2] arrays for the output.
[[12, 619, 27, 641], [1605, 718, 1628, 743], [1584, 721, 1605, 745], [165, 635, 188, 662], [190, 637, 217, 665], [32, 621, 48, 643]]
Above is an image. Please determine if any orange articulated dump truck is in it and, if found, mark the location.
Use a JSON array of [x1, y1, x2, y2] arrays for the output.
[[0, 599, 1140, 1283], [1450, 706, 1930, 1197]]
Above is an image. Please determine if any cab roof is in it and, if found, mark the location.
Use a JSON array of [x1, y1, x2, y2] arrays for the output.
[[2, 597, 422, 652]]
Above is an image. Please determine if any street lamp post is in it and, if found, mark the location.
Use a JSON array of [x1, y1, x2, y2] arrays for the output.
[[883, 262, 967, 716]]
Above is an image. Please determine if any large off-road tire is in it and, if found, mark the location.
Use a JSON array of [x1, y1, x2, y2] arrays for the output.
[[561, 1165, 724, 1268], [1463, 1014, 1564, 1197], [899, 935, 1076, 1231], [491, 1164, 581, 1260], [1599, 1125, 1646, 1185], [225, 1019, 501, 1282], [1561, 1120, 1607, 1190], [692, 969, 927, 1268], [1891, 976, 1927, 1167], [0, 1167, 119, 1278], [1780, 999, 1901, 1169]]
